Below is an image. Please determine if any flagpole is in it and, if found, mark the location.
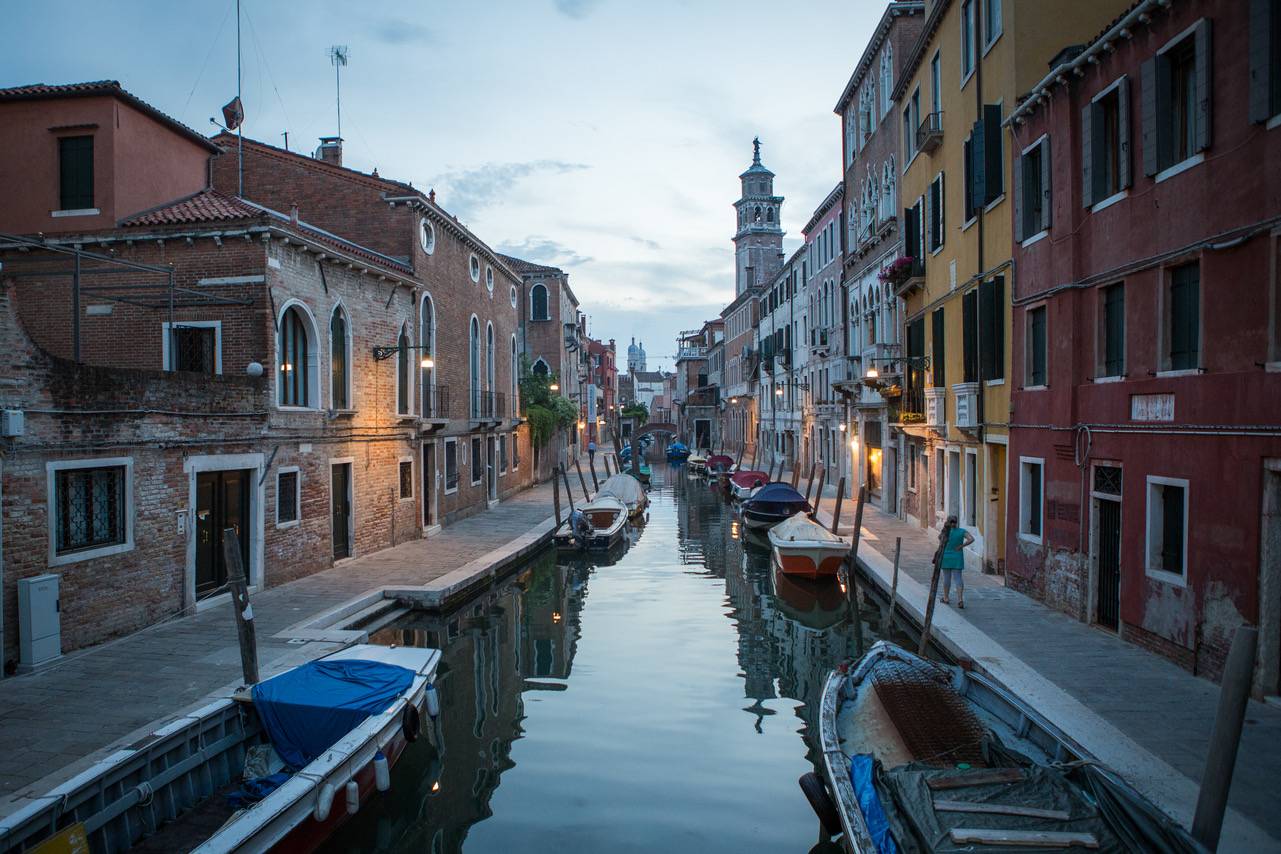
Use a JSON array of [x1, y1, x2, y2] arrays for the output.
[[236, 0, 243, 196]]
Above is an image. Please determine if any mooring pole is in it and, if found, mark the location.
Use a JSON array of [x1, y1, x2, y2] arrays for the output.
[[222, 528, 259, 686], [918, 538, 946, 656], [805, 463, 818, 503], [750, 442, 758, 470], [72, 250, 82, 363], [735, 445, 744, 469], [1192, 625, 1259, 850], [582, 456, 597, 494], [830, 477, 846, 535], [790, 460, 800, 489], [887, 537, 902, 636], [560, 464, 575, 509], [603, 454, 613, 476], [845, 486, 867, 658], [810, 467, 826, 520], [552, 468, 562, 526]]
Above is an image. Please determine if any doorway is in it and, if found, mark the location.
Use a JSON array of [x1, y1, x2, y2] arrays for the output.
[[486, 436, 497, 502], [1258, 461, 1281, 699], [331, 461, 352, 559], [195, 469, 250, 597], [1091, 464, 1123, 631], [695, 419, 711, 451], [947, 450, 962, 521], [422, 442, 436, 528]]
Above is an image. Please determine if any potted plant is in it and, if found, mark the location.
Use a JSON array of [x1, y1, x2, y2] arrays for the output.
[[878, 256, 916, 288]]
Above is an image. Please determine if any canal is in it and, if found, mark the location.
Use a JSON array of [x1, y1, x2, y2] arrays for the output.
[[323, 465, 902, 853]]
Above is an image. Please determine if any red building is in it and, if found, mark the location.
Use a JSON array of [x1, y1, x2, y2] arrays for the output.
[[583, 336, 616, 445], [1005, 0, 1281, 691]]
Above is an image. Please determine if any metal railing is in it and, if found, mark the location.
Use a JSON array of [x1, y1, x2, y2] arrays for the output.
[[916, 111, 943, 152], [421, 383, 450, 419]]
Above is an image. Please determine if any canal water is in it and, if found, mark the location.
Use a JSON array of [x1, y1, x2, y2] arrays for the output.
[[323, 466, 901, 853]]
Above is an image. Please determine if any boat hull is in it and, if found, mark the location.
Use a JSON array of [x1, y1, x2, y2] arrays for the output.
[[771, 545, 846, 578]]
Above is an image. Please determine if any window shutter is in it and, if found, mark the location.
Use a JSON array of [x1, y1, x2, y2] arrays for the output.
[[1141, 57, 1159, 176], [962, 288, 978, 383], [1249, 0, 1273, 122], [979, 280, 994, 380], [983, 104, 1004, 203], [923, 185, 932, 252], [963, 137, 975, 221], [904, 205, 918, 262], [970, 119, 987, 213], [1118, 76, 1133, 189], [932, 309, 946, 388], [1081, 104, 1095, 207], [991, 275, 1005, 380], [1013, 150, 1024, 242], [939, 171, 945, 244], [1038, 138, 1052, 231], [1194, 19, 1212, 153]]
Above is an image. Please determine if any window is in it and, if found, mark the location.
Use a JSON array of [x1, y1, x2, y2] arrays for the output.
[[471, 437, 483, 484], [1083, 80, 1130, 207], [500, 435, 508, 473], [58, 135, 94, 210], [904, 88, 920, 161], [532, 358, 549, 376], [485, 266, 494, 293], [331, 307, 350, 409], [420, 296, 436, 417], [510, 285, 518, 308], [1016, 137, 1050, 240], [469, 254, 481, 282], [1143, 22, 1211, 176], [445, 439, 459, 493], [53, 464, 127, 556], [399, 459, 414, 500], [1101, 283, 1125, 377], [1026, 304, 1047, 386], [1167, 263, 1200, 371], [936, 449, 947, 512], [469, 316, 481, 418], [279, 304, 315, 407], [531, 284, 550, 320], [979, 276, 1005, 381], [983, 0, 1002, 48], [930, 51, 942, 115], [880, 45, 894, 116], [962, 288, 978, 382], [1248, 0, 1281, 123], [961, 0, 976, 82], [396, 325, 412, 416], [512, 432, 520, 470], [931, 308, 946, 388], [277, 469, 300, 527], [1146, 476, 1188, 581], [907, 443, 919, 491], [419, 217, 435, 254], [1019, 458, 1044, 541], [165, 322, 219, 374], [965, 450, 978, 527], [966, 105, 1003, 213], [928, 173, 945, 252]]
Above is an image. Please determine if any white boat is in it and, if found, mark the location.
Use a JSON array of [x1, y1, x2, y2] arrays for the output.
[[767, 513, 848, 579], [729, 470, 769, 502], [596, 473, 648, 518], [554, 495, 629, 551], [804, 642, 1200, 853], [687, 451, 708, 473], [0, 644, 441, 854]]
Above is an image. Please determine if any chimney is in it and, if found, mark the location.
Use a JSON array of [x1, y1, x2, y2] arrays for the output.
[[315, 136, 343, 167], [290, 204, 300, 225]]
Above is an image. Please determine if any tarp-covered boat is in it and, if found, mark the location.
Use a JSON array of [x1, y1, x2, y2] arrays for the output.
[[666, 441, 690, 460], [730, 470, 770, 501], [741, 482, 810, 530], [768, 513, 848, 578], [705, 454, 734, 478], [596, 473, 648, 517], [554, 495, 629, 550], [806, 641, 1202, 853], [687, 452, 708, 473]]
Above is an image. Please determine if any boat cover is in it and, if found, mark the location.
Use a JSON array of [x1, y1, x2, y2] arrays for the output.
[[597, 474, 644, 507], [705, 454, 733, 471], [252, 659, 415, 769], [771, 512, 843, 543], [730, 471, 768, 489], [850, 754, 897, 854], [744, 483, 809, 513]]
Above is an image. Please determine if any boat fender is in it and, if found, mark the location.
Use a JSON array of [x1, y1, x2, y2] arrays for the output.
[[374, 751, 391, 792], [315, 783, 335, 822], [425, 683, 441, 718], [345, 780, 360, 815], [402, 702, 422, 743], [799, 772, 841, 837]]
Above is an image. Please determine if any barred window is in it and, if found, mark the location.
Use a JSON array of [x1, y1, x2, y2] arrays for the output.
[[445, 440, 459, 492], [171, 325, 216, 374], [500, 435, 508, 473], [277, 470, 299, 525], [399, 460, 414, 499], [511, 432, 519, 470], [55, 466, 125, 554], [471, 437, 483, 484]]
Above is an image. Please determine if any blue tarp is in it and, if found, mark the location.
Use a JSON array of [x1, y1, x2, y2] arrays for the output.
[[744, 483, 809, 514], [251, 659, 415, 770], [850, 754, 898, 854]]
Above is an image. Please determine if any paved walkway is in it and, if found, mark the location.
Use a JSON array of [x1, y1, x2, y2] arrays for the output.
[[775, 463, 1281, 848], [0, 479, 560, 811]]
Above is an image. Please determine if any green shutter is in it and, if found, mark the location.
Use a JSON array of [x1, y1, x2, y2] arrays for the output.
[[963, 288, 978, 383], [932, 308, 946, 388], [983, 104, 1004, 204], [1030, 306, 1047, 386], [1104, 284, 1125, 377], [970, 119, 986, 213], [1170, 266, 1200, 370]]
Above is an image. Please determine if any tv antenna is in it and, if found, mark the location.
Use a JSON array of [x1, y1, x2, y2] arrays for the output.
[[328, 45, 348, 138]]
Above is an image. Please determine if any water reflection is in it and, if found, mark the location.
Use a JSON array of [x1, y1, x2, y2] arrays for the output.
[[324, 468, 879, 853]]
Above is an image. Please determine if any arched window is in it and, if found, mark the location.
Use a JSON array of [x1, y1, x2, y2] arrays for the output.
[[766, 207, 773, 222], [486, 322, 495, 396], [330, 305, 349, 409], [396, 323, 411, 416], [881, 158, 896, 221], [510, 335, 518, 414], [469, 317, 480, 418], [420, 295, 436, 417], [279, 304, 317, 407], [880, 45, 894, 116], [530, 284, 549, 321], [532, 359, 549, 376]]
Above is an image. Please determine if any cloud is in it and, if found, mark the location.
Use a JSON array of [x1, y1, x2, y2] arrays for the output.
[[432, 160, 589, 219], [370, 18, 434, 45], [497, 236, 593, 268], [553, 0, 601, 19]]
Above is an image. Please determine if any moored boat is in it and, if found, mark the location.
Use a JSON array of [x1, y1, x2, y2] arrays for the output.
[[553, 495, 629, 550], [768, 513, 848, 578], [665, 441, 690, 461], [729, 470, 769, 501], [595, 473, 648, 518], [687, 451, 708, 473], [740, 482, 810, 530], [805, 641, 1201, 853], [704, 454, 734, 480]]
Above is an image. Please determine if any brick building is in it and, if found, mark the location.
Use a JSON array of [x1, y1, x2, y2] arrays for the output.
[[0, 82, 537, 668], [583, 336, 617, 446], [1004, 0, 1281, 688]]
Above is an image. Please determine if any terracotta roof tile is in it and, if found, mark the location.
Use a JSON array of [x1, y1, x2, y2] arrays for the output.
[[496, 253, 563, 275], [121, 189, 262, 227]]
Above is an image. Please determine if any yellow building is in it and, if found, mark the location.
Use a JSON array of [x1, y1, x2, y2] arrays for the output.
[[892, 0, 1125, 571]]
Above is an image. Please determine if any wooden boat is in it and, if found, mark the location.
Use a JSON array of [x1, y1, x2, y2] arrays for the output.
[[768, 513, 848, 579], [729, 470, 769, 502], [596, 473, 648, 518], [687, 452, 708, 473], [740, 482, 810, 530], [553, 496, 629, 550], [665, 441, 690, 461], [1, 644, 441, 854], [771, 564, 846, 631], [805, 641, 1201, 853], [704, 454, 734, 480]]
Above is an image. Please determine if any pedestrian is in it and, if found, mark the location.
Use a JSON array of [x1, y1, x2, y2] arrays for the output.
[[937, 514, 974, 608], [588, 439, 597, 466]]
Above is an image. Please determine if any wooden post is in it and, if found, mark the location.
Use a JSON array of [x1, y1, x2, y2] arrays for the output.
[[574, 458, 590, 499], [845, 487, 867, 658], [805, 463, 818, 502], [222, 528, 259, 686], [749, 443, 758, 470], [603, 454, 612, 476], [735, 445, 744, 470], [588, 455, 600, 492], [830, 477, 846, 535], [790, 460, 800, 489], [810, 467, 827, 520], [887, 537, 901, 636], [560, 464, 575, 508], [1192, 625, 1259, 851], [919, 536, 946, 656], [552, 468, 562, 526]]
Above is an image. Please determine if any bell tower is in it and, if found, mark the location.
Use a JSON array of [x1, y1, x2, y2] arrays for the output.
[[733, 137, 784, 296]]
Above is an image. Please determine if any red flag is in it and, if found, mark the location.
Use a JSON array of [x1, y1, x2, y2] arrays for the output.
[[221, 96, 244, 130]]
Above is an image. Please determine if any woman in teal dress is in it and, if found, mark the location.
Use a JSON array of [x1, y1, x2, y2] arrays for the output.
[[938, 515, 974, 608]]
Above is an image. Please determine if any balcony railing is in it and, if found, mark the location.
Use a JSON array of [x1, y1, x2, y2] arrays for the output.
[[916, 111, 943, 153], [676, 345, 707, 360], [471, 390, 507, 420], [893, 256, 927, 298], [421, 383, 450, 419], [900, 384, 925, 424]]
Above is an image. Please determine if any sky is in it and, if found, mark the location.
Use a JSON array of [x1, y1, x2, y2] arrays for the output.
[[2, 1, 879, 372]]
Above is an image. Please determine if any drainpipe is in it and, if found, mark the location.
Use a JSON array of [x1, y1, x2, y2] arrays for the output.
[[973, 0, 988, 566]]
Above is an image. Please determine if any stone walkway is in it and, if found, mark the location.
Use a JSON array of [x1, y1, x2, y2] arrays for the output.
[[777, 463, 1281, 848], [0, 479, 560, 811]]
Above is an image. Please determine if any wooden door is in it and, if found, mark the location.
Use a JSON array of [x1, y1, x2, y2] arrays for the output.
[[332, 463, 351, 559], [195, 470, 249, 596]]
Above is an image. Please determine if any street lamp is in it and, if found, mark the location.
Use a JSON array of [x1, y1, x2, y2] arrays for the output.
[[550, 382, 560, 392], [865, 366, 879, 379]]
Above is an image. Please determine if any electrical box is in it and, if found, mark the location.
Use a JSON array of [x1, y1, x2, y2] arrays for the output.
[[1, 410, 23, 437], [18, 574, 61, 671]]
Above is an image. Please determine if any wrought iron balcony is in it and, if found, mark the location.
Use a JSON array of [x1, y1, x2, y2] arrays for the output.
[[916, 111, 943, 153], [421, 383, 450, 419]]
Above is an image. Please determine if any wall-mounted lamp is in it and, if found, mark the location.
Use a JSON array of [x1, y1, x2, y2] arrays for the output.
[[373, 344, 436, 364], [550, 383, 560, 392], [839, 422, 846, 432]]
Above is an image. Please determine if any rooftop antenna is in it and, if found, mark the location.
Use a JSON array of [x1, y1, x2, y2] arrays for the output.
[[328, 45, 348, 139], [236, 0, 243, 195]]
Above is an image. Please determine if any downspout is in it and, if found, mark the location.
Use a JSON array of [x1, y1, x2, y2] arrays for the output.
[[973, 0, 988, 568]]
